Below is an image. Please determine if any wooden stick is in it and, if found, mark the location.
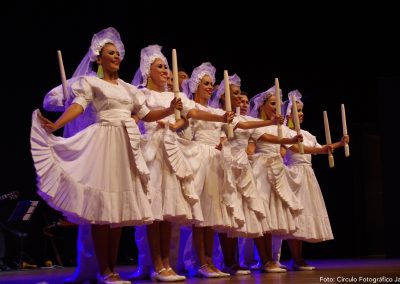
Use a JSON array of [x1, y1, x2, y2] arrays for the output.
[[224, 70, 234, 138], [323, 110, 335, 168], [57, 50, 68, 101], [341, 104, 350, 157], [172, 49, 181, 120], [291, 95, 304, 154], [275, 78, 283, 139]]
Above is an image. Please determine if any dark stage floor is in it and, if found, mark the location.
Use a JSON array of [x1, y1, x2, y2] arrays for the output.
[[0, 258, 399, 284]]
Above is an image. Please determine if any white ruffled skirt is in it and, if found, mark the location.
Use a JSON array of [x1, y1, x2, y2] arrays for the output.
[[30, 109, 154, 227], [140, 127, 203, 225], [250, 153, 303, 235], [221, 145, 269, 238], [286, 163, 334, 242], [188, 142, 238, 231]]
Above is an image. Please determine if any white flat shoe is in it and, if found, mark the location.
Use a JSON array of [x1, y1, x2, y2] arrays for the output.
[[150, 268, 179, 282], [276, 261, 288, 270], [197, 264, 220, 278], [112, 273, 131, 284], [222, 264, 251, 275], [217, 271, 231, 277], [97, 273, 131, 284], [207, 264, 230, 277], [262, 261, 287, 273], [290, 259, 316, 271], [166, 268, 186, 281]]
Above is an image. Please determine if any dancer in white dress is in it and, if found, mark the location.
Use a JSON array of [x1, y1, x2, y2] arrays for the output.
[[129, 67, 191, 282], [42, 47, 98, 284], [282, 89, 349, 270], [244, 87, 304, 273], [178, 62, 236, 278], [209, 75, 302, 275], [131, 45, 234, 282], [31, 28, 182, 284]]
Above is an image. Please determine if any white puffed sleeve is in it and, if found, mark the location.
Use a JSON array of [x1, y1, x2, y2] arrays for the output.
[[309, 131, 322, 148], [124, 83, 150, 119], [251, 126, 266, 141], [71, 76, 94, 110], [281, 126, 298, 148]]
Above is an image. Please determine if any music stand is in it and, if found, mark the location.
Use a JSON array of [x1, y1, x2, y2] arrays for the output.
[[8, 200, 38, 223], [7, 200, 39, 269]]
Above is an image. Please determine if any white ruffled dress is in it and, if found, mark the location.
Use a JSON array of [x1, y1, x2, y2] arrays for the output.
[[140, 89, 203, 225], [31, 76, 154, 227], [250, 125, 303, 235], [220, 115, 270, 238], [188, 104, 238, 231], [284, 129, 334, 242]]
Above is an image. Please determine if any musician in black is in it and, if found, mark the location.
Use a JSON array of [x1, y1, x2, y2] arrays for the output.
[[0, 191, 18, 272], [0, 224, 11, 271]]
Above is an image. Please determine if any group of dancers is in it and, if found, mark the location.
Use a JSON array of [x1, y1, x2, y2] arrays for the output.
[[30, 27, 350, 284]]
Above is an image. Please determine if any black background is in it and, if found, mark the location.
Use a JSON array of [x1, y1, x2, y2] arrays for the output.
[[1, 1, 399, 266]]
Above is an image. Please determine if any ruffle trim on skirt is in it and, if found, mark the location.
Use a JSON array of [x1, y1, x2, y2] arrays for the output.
[[122, 119, 150, 196], [232, 150, 266, 219], [219, 142, 246, 228], [163, 127, 199, 204], [30, 110, 154, 226], [290, 214, 334, 243], [253, 153, 303, 213]]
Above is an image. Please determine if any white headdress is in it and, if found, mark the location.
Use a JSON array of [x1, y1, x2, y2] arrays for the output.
[[209, 74, 241, 108], [131, 44, 169, 87], [73, 27, 125, 76], [88, 27, 125, 62], [282, 89, 303, 125], [183, 62, 216, 99], [189, 62, 216, 94], [248, 85, 282, 118]]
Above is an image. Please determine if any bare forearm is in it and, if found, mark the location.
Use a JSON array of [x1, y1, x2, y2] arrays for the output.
[[291, 145, 320, 154], [142, 108, 174, 122], [176, 118, 187, 129], [311, 141, 342, 154], [170, 118, 187, 131], [187, 109, 224, 122], [291, 144, 329, 154], [331, 141, 344, 150], [236, 120, 274, 130], [54, 103, 84, 130], [260, 133, 296, 145], [247, 141, 256, 155], [280, 145, 286, 158]]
